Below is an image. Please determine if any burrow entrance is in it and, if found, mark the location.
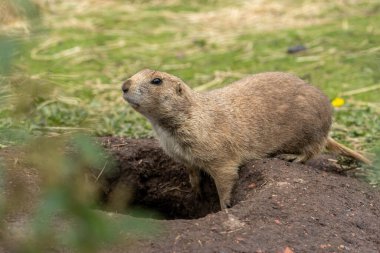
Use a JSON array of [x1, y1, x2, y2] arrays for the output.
[[101, 170, 221, 220], [93, 138, 264, 220]]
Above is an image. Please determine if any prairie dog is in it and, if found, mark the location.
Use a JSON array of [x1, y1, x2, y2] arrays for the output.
[[121, 69, 370, 209]]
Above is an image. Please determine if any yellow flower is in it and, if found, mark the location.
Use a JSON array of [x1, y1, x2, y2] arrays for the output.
[[332, 97, 345, 108]]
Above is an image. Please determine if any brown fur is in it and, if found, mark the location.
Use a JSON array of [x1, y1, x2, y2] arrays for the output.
[[122, 69, 370, 209], [326, 137, 371, 165]]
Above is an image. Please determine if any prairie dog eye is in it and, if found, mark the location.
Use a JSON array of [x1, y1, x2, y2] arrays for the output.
[[150, 78, 162, 85]]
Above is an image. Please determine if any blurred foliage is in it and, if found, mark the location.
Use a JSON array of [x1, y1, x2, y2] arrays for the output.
[[0, 36, 16, 74], [0, 0, 157, 252], [333, 103, 380, 149]]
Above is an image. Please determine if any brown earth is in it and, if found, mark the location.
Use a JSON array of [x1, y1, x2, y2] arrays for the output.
[[1, 137, 380, 253]]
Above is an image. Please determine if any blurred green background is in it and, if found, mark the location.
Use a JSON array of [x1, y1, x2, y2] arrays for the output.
[[0, 0, 379, 151]]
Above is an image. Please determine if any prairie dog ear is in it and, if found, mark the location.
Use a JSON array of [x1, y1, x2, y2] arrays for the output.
[[176, 82, 183, 95]]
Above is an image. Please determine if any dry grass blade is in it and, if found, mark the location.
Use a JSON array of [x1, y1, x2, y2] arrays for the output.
[[96, 161, 108, 182], [339, 84, 380, 97], [195, 71, 246, 91], [171, 0, 333, 43], [0, 0, 30, 35]]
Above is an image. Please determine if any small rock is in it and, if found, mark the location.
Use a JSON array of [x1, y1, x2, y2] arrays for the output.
[[283, 247, 294, 253], [223, 214, 245, 231], [287, 45, 307, 54], [277, 182, 290, 187]]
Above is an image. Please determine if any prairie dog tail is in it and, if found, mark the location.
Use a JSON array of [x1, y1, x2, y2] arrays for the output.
[[326, 137, 371, 165]]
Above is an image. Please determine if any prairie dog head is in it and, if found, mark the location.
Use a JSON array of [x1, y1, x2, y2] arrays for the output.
[[121, 69, 192, 120]]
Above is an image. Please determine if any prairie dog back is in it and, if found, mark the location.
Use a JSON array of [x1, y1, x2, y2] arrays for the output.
[[200, 72, 332, 161]]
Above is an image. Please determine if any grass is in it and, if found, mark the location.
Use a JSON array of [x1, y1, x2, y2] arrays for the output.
[[1, 0, 380, 151]]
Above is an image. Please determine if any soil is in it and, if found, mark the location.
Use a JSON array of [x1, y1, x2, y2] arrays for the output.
[[1, 137, 380, 253]]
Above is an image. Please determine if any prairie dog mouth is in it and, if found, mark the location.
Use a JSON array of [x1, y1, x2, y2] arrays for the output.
[[124, 96, 140, 108]]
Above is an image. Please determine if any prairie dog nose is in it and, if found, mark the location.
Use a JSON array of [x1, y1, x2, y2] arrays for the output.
[[121, 79, 131, 93]]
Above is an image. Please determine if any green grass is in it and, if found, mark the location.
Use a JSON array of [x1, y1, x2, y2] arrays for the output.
[[1, 0, 380, 151]]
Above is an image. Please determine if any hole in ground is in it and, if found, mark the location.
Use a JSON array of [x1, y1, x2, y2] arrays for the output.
[[93, 138, 264, 220], [101, 169, 221, 220], [95, 147, 223, 220], [132, 171, 222, 220]]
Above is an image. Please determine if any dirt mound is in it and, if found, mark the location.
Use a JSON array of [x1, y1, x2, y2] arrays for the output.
[[1, 137, 379, 252], [97, 137, 380, 253]]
